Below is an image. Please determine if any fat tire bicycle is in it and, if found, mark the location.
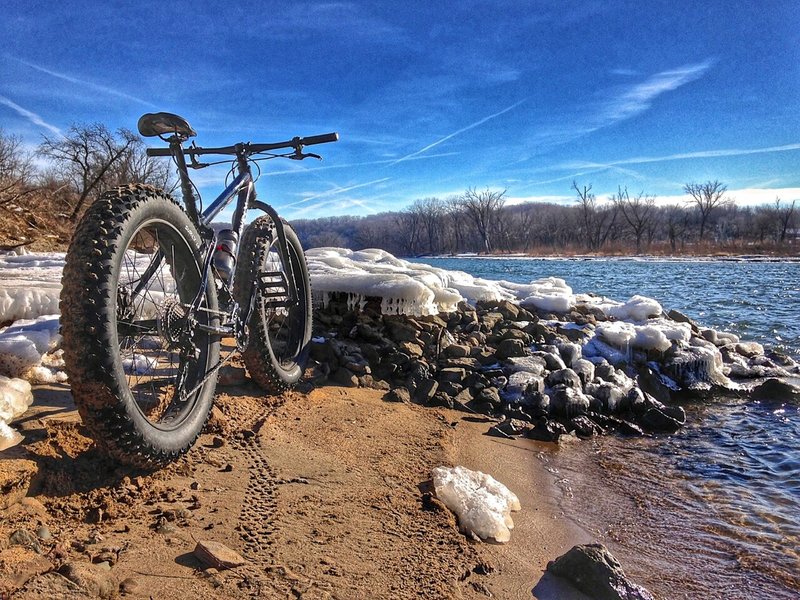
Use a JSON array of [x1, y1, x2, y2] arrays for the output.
[[60, 112, 337, 467]]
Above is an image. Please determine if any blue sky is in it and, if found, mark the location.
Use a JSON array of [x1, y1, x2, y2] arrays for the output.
[[1, 1, 799, 219]]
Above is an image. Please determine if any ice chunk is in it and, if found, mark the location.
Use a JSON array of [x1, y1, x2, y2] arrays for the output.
[[431, 465, 521, 543], [0, 315, 62, 378], [0, 375, 34, 450], [600, 295, 663, 322]]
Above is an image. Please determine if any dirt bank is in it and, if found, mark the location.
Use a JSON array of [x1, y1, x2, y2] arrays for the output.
[[1, 375, 590, 599]]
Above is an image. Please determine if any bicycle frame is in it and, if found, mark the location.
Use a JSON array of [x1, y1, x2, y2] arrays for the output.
[[168, 139, 299, 312]]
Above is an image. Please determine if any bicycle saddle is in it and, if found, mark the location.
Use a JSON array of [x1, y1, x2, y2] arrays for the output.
[[137, 112, 196, 138]]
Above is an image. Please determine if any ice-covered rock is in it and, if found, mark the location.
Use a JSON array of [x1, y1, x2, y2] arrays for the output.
[[0, 315, 62, 380], [0, 375, 34, 450], [431, 465, 521, 543]]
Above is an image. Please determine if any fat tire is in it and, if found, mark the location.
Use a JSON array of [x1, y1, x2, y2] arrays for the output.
[[234, 217, 312, 393], [60, 184, 220, 468]]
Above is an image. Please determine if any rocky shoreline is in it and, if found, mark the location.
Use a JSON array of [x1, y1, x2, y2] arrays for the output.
[[308, 291, 800, 442]]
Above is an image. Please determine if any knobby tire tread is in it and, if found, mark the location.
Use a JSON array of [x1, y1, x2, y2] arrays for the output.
[[61, 184, 217, 469], [234, 217, 311, 394]]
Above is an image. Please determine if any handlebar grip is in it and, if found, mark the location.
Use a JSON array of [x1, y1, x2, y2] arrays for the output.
[[300, 132, 339, 146], [146, 147, 173, 157]]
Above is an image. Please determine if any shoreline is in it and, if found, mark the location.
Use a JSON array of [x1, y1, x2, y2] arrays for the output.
[[411, 253, 800, 263]]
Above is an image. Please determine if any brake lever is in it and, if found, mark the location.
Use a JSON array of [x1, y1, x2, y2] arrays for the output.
[[188, 142, 210, 168], [290, 149, 322, 161]]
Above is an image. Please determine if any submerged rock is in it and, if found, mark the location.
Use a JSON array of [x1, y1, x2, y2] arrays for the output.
[[547, 543, 655, 600]]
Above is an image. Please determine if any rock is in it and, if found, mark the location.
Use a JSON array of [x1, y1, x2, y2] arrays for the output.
[[558, 343, 582, 367], [497, 328, 531, 344], [438, 367, 467, 384], [667, 309, 700, 329], [496, 339, 527, 360], [527, 418, 568, 442], [751, 378, 800, 404], [548, 386, 590, 419], [332, 367, 359, 387], [504, 356, 547, 376], [734, 341, 765, 358], [385, 318, 422, 343], [194, 540, 247, 570], [522, 390, 550, 417], [480, 312, 504, 331], [60, 561, 116, 598], [475, 387, 501, 410], [444, 344, 471, 358], [495, 300, 521, 321], [429, 392, 454, 409], [384, 387, 411, 403], [546, 368, 583, 390], [437, 380, 463, 397], [569, 415, 602, 438], [547, 543, 655, 600], [638, 396, 686, 433], [533, 350, 566, 371], [593, 383, 625, 413], [594, 360, 616, 381], [439, 357, 482, 371], [119, 576, 140, 595], [10, 528, 40, 551], [399, 341, 424, 358], [488, 418, 532, 438], [36, 526, 52, 541], [0, 459, 38, 510], [414, 379, 439, 404], [570, 357, 592, 382]]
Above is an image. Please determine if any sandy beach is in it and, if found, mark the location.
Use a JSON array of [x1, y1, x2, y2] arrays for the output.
[[1, 375, 592, 599]]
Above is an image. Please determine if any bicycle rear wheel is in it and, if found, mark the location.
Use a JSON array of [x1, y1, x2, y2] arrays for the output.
[[61, 185, 220, 467], [234, 217, 312, 392]]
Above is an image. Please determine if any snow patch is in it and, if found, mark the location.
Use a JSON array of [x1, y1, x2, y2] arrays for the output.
[[431, 465, 521, 543], [0, 375, 33, 450]]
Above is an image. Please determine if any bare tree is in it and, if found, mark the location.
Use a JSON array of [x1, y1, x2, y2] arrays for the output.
[[573, 181, 617, 251], [683, 180, 729, 241], [0, 130, 35, 210], [107, 136, 175, 192], [395, 207, 424, 255], [613, 186, 656, 254], [40, 124, 139, 221], [408, 197, 446, 254], [457, 187, 506, 253], [773, 197, 796, 244]]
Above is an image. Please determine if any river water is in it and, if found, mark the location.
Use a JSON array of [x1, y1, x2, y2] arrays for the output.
[[412, 257, 800, 599]]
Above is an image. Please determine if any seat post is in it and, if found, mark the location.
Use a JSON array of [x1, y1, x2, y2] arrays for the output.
[[170, 137, 200, 225]]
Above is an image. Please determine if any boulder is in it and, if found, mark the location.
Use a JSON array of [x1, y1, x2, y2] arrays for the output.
[[548, 385, 590, 418], [384, 387, 411, 403], [527, 418, 568, 442], [546, 368, 583, 390], [751, 378, 800, 405], [547, 543, 655, 600], [496, 339, 527, 360]]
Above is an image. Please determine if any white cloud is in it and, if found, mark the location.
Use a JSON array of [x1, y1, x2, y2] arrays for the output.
[[0, 95, 61, 135], [10, 56, 157, 108], [599, 59, 715, 125]]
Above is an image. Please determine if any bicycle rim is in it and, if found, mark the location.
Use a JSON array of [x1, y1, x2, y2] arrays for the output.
[[115, 219, 213, 429]]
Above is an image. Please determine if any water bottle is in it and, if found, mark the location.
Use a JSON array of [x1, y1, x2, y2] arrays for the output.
[[213, 229, 239, 282]]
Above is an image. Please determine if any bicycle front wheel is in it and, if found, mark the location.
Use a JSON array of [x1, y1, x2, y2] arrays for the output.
[[234, 217, 312, 393], [61, 185, 220, 467]]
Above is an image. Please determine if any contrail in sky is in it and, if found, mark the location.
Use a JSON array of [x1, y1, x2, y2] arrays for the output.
[[284, 177, 391, 207], [389, 98, 528, 166], [561, 142, 800, 169], [0, 95, 61, 135], [10, 55, 157, 108]]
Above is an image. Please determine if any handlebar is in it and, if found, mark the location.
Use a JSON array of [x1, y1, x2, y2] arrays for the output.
[[146, 132, 339, 157]]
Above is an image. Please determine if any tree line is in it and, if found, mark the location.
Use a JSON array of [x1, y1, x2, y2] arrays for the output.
[[293, 183, 798, 257], [0, 124, 172, 245], [1, 124, 796, 256]]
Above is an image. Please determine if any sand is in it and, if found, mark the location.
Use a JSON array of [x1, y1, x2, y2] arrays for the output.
[[0, 374, 591, 599]]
